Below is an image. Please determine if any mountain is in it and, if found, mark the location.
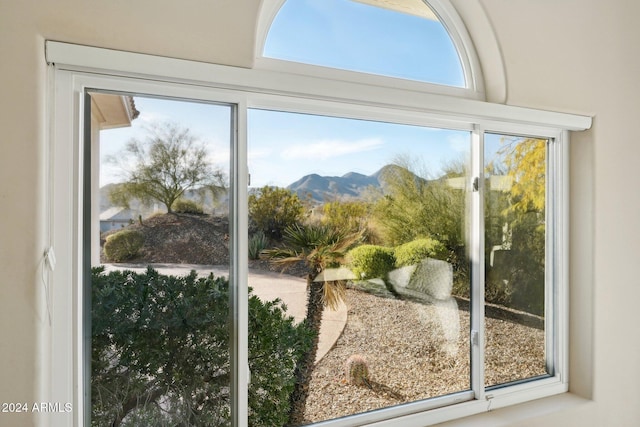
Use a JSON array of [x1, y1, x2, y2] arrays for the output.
[[287, 168, 386, 202], [99, 164, 420, 214]]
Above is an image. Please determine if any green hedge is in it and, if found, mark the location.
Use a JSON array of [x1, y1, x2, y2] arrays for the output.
[[91, 267, 313, 427], [103, 229, 144, 262], [347, 245, 396, 280], [394, 238, 447, 267]]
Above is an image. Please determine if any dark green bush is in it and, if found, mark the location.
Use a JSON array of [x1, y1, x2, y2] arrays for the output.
[[394, 237, 447, 267], [172, 198, 205, 214], [346, 245, 396, 280], [103, 229, 144, 262], [91, 267, 313, 427]]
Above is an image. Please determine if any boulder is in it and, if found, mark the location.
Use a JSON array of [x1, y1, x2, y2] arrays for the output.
[[407, 258, 453, 300]]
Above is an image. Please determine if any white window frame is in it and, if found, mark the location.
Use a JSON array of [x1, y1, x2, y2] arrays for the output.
[[45, 41, 589, 427]]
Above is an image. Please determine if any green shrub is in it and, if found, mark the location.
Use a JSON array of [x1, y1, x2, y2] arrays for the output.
[[394, 237, 447, 267], [103, 229, 144, 262], [172, 198, 204, 214], [321, 200, 371, 237], [91, 267, 313, 427], [346, 245, 396, 280], [249, 186, 305, 239], [249, 231, 270, 260]]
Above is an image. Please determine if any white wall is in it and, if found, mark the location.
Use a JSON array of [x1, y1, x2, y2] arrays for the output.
[[460, 1, 640, 425], [1, 0, 639, 426]]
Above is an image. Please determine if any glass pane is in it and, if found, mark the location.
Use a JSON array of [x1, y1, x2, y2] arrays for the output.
[[484, 133, 549, 387], [264, 0, 465, 87], [248, 109, 471, 425], [89, 93, 233, 425]]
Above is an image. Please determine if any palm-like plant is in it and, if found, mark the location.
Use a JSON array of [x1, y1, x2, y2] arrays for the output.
[[263, 223, 362, 426]]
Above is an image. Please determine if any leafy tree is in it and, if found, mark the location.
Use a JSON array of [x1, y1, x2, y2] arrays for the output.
[[248, 186, 305, 239], [108, 121, 226, 213], [485, 137, 547, 314], [262, 224, 361, 426], [91, 267, 312, 427], [499, 137, 546, 216], [501, 138, 547, 314]]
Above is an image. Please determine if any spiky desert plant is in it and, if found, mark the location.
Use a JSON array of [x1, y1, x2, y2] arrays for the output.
[[248, 230, 270, 260], [262, 223, 362, 426], [345, 354, 370, 386]]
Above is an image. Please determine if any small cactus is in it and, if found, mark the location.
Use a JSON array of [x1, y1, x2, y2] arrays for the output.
[[345, 354, 370, 386]]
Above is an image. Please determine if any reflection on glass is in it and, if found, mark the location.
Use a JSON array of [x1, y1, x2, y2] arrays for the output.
[[248, 109, 471, 425], [484, 134, 549, 387], [90, 94, 232, 425]]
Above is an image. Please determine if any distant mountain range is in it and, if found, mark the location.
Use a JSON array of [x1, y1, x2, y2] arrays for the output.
[[100, 164, 420, 216], [287, 171, 377, 202], [286, 164, 405, 202]]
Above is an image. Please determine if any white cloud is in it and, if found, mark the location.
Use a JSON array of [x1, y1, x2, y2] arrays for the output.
[[280, 138, 383, 160]]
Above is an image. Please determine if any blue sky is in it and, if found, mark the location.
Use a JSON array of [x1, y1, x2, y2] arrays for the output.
[[264, 0, 464, 86], [100, 98, 471, 187], [100, 0, 472, 188], [248, 109, 470, 187]]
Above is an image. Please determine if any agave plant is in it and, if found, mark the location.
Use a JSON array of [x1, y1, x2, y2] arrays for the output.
[[262, 223, 362, 426]]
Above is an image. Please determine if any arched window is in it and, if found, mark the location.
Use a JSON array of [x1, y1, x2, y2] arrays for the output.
[[46, 3, 589, 420], [257, 0, 485, 97]]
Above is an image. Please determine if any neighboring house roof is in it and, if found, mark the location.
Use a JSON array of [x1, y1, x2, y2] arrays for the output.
[[91, 93, 139, 130], [99, 207, 135, 221], [127, 95, 140, 120]]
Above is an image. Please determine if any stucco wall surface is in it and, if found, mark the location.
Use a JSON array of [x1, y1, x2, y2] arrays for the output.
[[1, 0, 639, 426]]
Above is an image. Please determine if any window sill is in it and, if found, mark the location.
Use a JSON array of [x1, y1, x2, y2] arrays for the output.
[[433, 393, 592, 427]]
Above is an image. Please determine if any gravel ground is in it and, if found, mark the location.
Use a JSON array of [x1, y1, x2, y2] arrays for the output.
[[303, 288, 546, 424]]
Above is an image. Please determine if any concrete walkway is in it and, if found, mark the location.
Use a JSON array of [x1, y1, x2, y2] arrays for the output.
[[103, 263, 347, 363]]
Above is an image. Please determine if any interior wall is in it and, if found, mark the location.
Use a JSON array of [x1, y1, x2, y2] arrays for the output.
[[440, 0, 640, 425], [472, 1, 640, 425], [0, 0, 638, 426]]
